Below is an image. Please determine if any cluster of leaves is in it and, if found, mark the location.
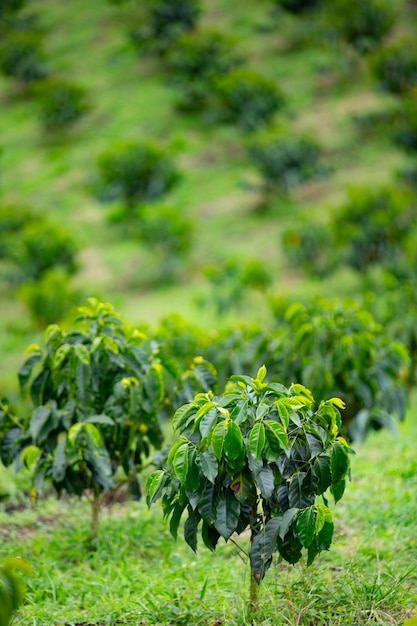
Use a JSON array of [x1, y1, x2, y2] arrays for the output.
[[248, 128, 324, 195], [96, 139, 181, 209], [147, 367, 352, 588], [0, 558, 31, 626]]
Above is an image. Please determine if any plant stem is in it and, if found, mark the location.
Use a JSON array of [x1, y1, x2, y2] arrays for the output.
[[248, 485, 259, 619], [90, 490, 101, 547]]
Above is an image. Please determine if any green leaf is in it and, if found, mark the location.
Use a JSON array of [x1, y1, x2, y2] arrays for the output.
[[172, 441, 189, 484], [256, 365, 267, 382], [224, 421, 243, 461], [275, 400, 290, 428], [18, 352, 43, 392], [278, 507, 298, 540], [201, 521, 220, 552], [30, 406, 52, 443], [229, 399, 248, 425], [330, 440, 350, 484], [315, 503, 332, 534], [199, 449, 218, 484], [249, 422, 266, 459], [255, 464, 275, 499], [313, 454, 332, 494], [211, 420, 227, 461], [331, 479, 346, 504], [52, 343, 72, 370], [83, 414, 114, 426], [74, 343, 91, 365], [167, 439, 184, 467], [169, 501, 187, 540], [256, 402, 270, 420], [250, 516, 281, 583], [173, 403, 196, 433], [20, 446, 40, 469], [316, 519, 334, 550], [289, 473, 312, 509], [214, 489, 240, 540], [296, 507, 316, 548], [184, 508, 200, 552], [328, 397, 346, 410], [52, 434, 67, 482], [199, 407, 218, 438], [198, 482, 217, 524], [145, 470, 166, 507], [265, 420, 289, 451]]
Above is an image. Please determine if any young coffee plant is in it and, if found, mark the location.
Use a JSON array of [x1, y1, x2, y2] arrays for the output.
[[32, 78, 90, 131], [214, 68, 285, 131], [330, 185, 417, 274], [326, 0, 396, 53], [147, 366, 352, 612], [131, 0, 201, 57], [0, 558, 31, 626], [3, 299, 165, 542], [166, 28, 242, 111], [96, 138, 181, 208], [0, 205, 79, 284], [0, 29, 48, 83], [372, 40, 417, 95], [248, 128, 323, 197], [273, 299, 409, 441]]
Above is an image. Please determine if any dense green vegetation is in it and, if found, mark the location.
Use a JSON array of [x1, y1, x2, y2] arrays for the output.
[[1, 0, 417, 623]]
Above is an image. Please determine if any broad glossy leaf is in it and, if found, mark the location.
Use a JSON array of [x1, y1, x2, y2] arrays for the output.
[[30, 406, 52, 443], [169, 501, 187, 539], [255, 464, 275, 499], [289, 473, 312, 509], [277, 527, 303, 565], [74, 343, 91, 365], [229, 399, 248, 425], [20, 446, 40, 469], [83, 414, 114, 426], [306, 433, 322, 459], [307, 541, 320, 567], [201, 521, 221, 552], [296, 507, 316, 548], [331, 479, 346, 503], [167, 438, 184, 467], [184, 508, 200, 552], [256, 402, 270, 420], [316, 519, 334, 550], [198, 482, 218, 524], [278, 507, 298, 540], [172, 442, 189, 484], [265, 420, 289, 451], [275, 400, 290, 428], [214, 489, 240, 540], [52, 434, 67, 482], [313, 454, 332, 494], [330, 440, 350, 484], [145, 470, 165, 506], [249, 422, 265, 459], [173, 403, 196, 434], [199, 449, 218, 484], [250, 516, 281, 583], [18, 352, 43, 392], [211, 420, 227, 461], [199, 407, 218, 438], [224, 421, 243, 461], [315, 503, 332, 534]]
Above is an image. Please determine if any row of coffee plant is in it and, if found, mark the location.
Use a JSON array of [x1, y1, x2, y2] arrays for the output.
[[0, 0, 89, 131]]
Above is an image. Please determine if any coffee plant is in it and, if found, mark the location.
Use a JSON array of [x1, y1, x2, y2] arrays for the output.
[[0, 30, 48, 83], [147, 366, 352, 611], [166, 28, 242, 111], [372, 40, 417, 95], [214, 68, 284, 130], [3, 299, 166, 542], [96, 139, 181, 208], [273, 299, 409, 441], [326, 0, 396, 53], [33, 78, 90, 131]]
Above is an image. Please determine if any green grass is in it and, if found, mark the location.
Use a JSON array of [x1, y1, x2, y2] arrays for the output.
[[1, 396, 416, 625]]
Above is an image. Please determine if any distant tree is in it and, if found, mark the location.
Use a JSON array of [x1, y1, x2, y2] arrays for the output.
[[0, 30, 48, 83], [33, 78, 90, 131], [372, 40, 417, 95]]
